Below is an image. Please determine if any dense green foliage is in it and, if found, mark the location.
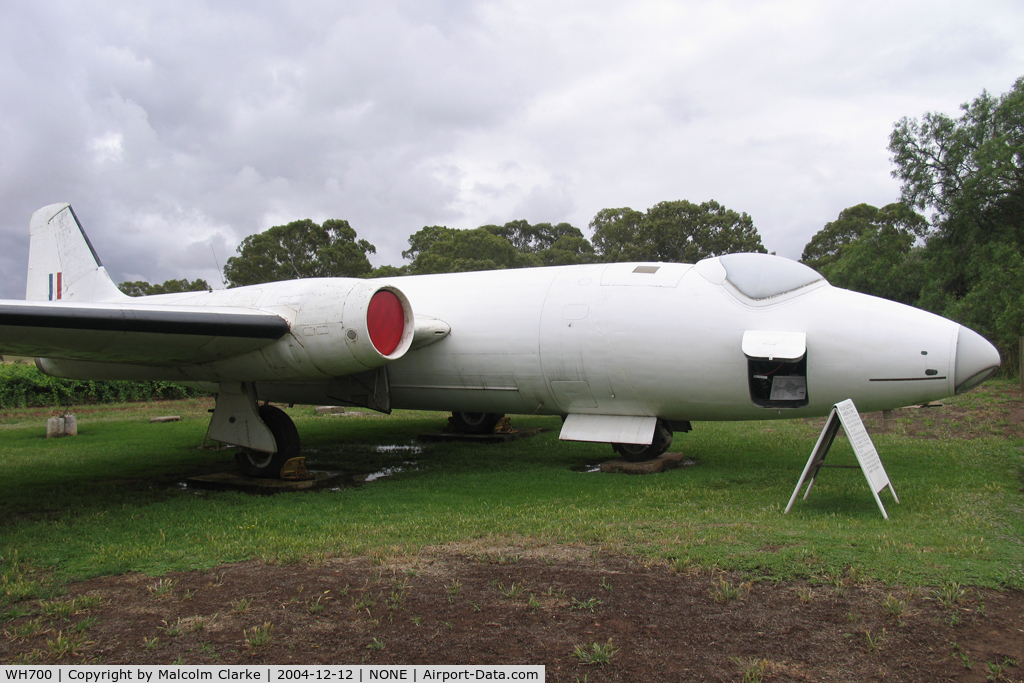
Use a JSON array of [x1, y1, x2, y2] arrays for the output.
[[223, 218, 375, 287], [399, 225, 529, 275], [801, 202, 927, 306], [118, 278, 211, 297], [0, 363, 204, 408], [591, 200, 766, 262], [481, 220, 596, 266], [889, 76, 1024, 358], [396, 221, 597, 275], [225, 201, 759, 282]]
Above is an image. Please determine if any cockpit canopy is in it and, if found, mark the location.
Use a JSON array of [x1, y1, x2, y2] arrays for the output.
[[698, 253, 825, 300]]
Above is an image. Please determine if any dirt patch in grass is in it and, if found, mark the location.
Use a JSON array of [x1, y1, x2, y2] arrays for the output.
[[816, 382, 1024, 441], [2, 550, 1022, 681]]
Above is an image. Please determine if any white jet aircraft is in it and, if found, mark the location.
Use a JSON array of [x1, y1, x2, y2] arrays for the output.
[[0, 204, 1002, 477]]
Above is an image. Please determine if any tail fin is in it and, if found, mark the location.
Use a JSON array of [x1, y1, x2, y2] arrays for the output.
[[26, 204, 127, 302]]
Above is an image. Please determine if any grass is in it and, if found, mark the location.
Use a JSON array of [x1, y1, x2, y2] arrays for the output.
[[934, 581, 967, 608], [0, 384, 1023, 601], [497, 582, 526, 599], [573, 639, 618, 665], [711, 576, 751, 603], [570, 597, 601, 612], [244, 622, 273, 648], [882, 593, 906, 619], [732, 657, 768, 683]]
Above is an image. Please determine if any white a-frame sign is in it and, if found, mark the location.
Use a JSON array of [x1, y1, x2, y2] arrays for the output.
[[786, 399, 899, 520]]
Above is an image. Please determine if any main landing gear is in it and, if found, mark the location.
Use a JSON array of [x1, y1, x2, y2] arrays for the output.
[[234, 404, 301, 478], [208, 383, 303, 479], [448, 411, 505, 434]]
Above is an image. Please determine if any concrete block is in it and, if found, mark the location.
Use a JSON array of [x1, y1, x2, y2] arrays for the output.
[[46, 417, 63, 438]]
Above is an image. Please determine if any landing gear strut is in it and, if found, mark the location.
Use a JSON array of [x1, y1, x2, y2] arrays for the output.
[[449, 411, 505, 435], [234, 405, 301, 478], [612, 419, 674, 463]]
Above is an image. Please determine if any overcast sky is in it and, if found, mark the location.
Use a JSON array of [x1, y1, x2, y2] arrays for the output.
[[1, 1, 1022, 298]]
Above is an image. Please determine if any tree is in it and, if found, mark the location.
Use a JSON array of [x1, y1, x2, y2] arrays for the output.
[[482, 220, 584, 253], [590, 200, 766, 263], [889, 76, 1024, 298], [223, 219, 375, 287], [889, 76, 1024, 362], [537, 233, 596, 266], [119, 278, 212, 297], [401, 226, 528, 275], [800, 203, 927, 305], [800, 203, 924, 270], [942, 242, 1024, 355], [482, 220, 595, 266], [367, 264, 409, 278], [399, 221, 595, 274], [890, 77, 1024, 235], [589, 208, 645, 262]]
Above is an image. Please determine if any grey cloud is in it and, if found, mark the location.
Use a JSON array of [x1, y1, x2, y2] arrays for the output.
[[1, 0, 1022, 297]]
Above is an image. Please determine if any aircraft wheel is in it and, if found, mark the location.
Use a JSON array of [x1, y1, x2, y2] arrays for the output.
[[449, 411, 504, 434], [234, 405, 301, 478], [612, 420, 673, 463]]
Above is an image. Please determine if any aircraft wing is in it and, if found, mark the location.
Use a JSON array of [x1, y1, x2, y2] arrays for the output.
[[0, 300, 289, 366]]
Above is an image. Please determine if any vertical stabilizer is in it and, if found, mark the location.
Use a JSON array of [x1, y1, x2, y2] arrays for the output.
[[26, 204, 127, 302]]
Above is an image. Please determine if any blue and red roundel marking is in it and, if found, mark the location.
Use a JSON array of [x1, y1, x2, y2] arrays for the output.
[[49, 272, 62, 300], [366, 290, 405, 356]]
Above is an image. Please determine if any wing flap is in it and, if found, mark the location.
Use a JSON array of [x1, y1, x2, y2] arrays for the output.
[[0, 301, 290, 366]]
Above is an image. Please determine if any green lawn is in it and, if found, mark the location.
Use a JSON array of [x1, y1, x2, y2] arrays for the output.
[[1, 387, 1022, 607]]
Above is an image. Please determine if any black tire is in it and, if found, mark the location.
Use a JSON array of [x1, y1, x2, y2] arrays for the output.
[[234, 405, 301, 478], [449, 412, 504, 435], [612, 420, 673, 462]]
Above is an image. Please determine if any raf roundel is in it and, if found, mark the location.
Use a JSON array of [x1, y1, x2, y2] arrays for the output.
[[366, 289, 405, 356]]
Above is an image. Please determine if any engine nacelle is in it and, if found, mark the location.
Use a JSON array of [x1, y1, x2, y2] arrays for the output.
[[30, 279, 417, 383], [343, 283, 414, 366], [291, 280, 415, 377]]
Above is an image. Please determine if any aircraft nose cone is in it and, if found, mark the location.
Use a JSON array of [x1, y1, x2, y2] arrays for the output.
[[954, 325, 1001, 394]]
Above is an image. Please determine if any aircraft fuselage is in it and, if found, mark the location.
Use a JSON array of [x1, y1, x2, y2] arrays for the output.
[[36, 259, 988, 422]]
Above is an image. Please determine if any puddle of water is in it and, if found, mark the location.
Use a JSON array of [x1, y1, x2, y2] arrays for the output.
[[177, 481, 210, 495], [362, 467, 404, 482], [357, 460, 420, 483], [572, 459, 697, 473], [374, 444, 423, 455]]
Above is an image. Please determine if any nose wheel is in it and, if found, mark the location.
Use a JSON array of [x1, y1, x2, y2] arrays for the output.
[[235, 405, 301, 478]]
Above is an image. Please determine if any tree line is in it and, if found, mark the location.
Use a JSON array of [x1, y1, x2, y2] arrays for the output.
[[126, 76, 1024, 365], [126, 199, 767, 290]]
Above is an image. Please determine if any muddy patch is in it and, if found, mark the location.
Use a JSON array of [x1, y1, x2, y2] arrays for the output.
[[2, 550, 1022, 681]]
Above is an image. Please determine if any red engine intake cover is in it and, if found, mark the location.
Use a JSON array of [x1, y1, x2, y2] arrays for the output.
[[366, 290, 405, 356]]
